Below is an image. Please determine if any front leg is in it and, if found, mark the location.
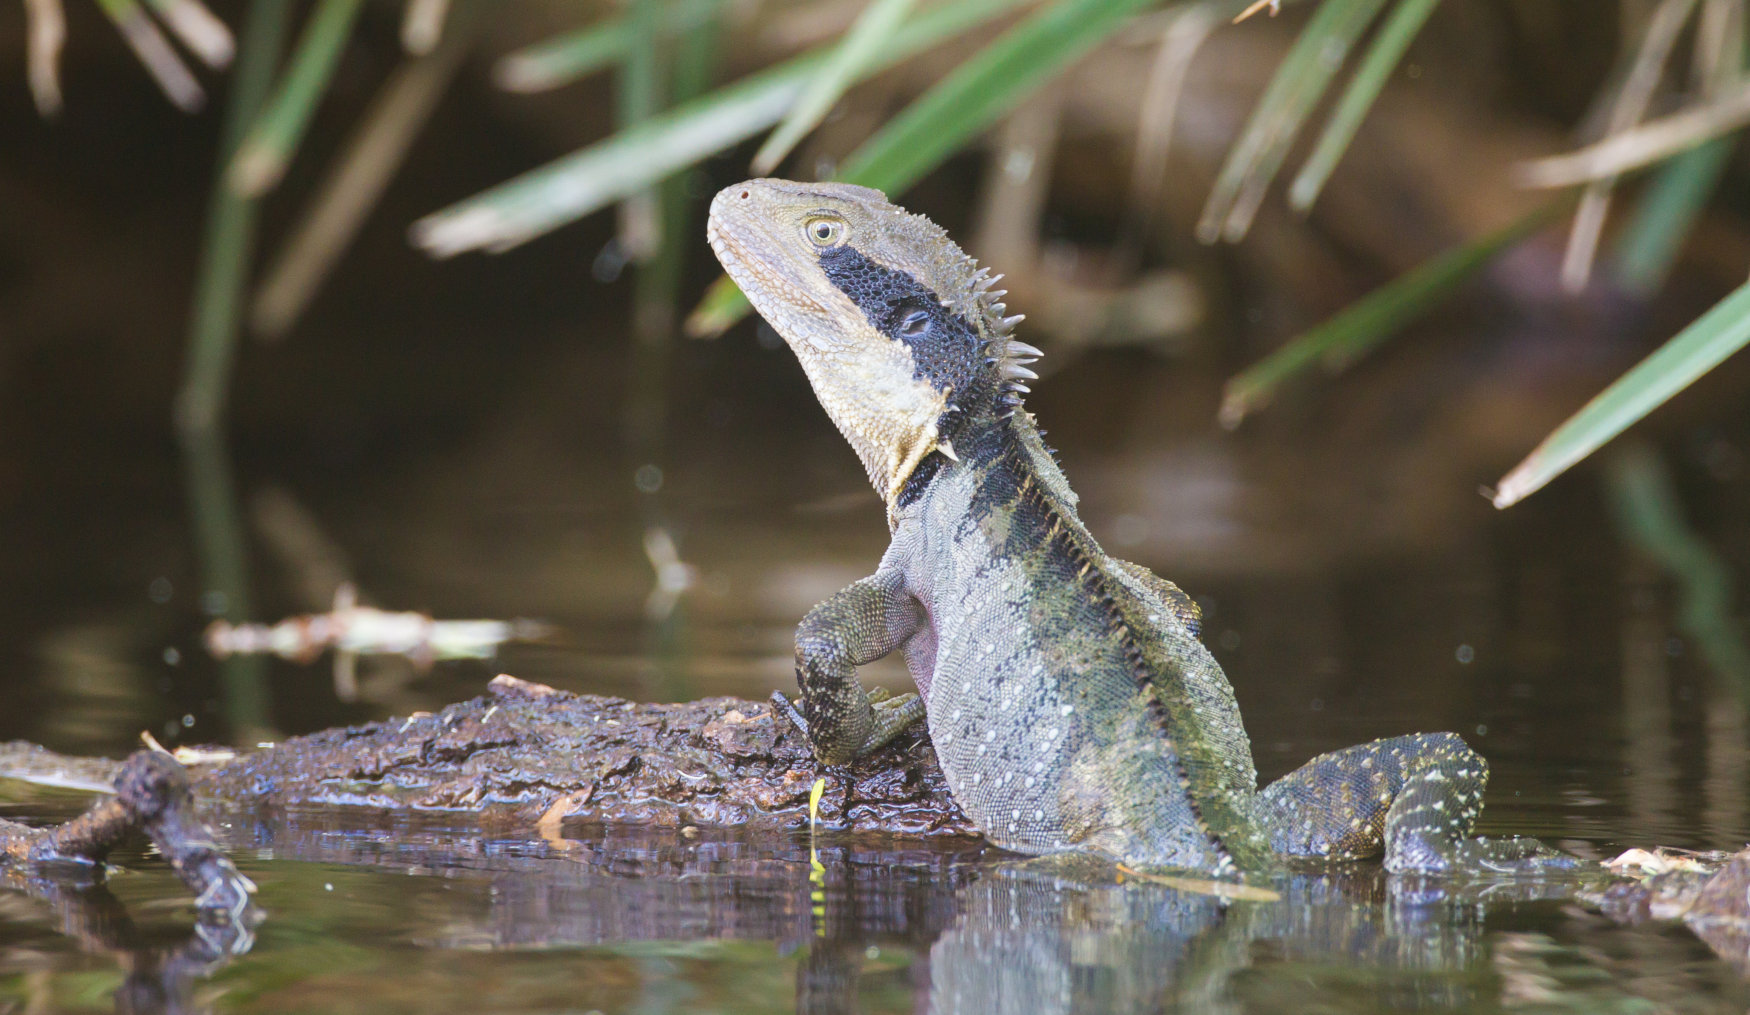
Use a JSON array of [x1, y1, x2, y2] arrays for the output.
[[776, 569, 926, 765], [1259, 733, 1570, 873]]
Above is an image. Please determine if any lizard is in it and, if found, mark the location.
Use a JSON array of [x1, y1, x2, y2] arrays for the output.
[[706, 178, 1565, 878]]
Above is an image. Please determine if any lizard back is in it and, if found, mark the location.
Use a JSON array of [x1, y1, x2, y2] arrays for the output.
[[890, 411, 1272, 871]]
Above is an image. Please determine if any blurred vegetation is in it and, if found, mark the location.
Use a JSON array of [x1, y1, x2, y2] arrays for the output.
[[12, 1, 1750, 683], [18, 0, 1750, 507]]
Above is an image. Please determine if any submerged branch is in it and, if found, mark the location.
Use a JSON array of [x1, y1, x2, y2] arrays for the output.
[[0, 750, 256, 918]]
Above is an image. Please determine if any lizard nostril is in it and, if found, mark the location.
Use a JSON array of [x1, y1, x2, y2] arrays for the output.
[[739, 190, 751, 200]]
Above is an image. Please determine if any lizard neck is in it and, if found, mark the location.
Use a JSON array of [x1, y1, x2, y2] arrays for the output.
[[893, 396, 1079, 527]]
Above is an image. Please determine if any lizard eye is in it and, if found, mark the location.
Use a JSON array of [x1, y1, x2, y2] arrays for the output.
[[804, 216, 845, 248]]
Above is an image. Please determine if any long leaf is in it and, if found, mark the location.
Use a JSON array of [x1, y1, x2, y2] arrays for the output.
[[1219, 198, 1568, 426], [1492, 278, 1750, 508], [688, 0, 1160, 335], [752, 0, 915, 175], [839, 0, 1161, 193], [493, 0, 721, 93], [684, 273, 753, 337], [1288, 0, 1441, 212], [176, 0, 295, 736], [1611, 135, 1735, 296], [616, 0, 666, 262], [1197, 0, 1388, 244], [413, 0, 1033, 257], [227, 0, 365, 197]]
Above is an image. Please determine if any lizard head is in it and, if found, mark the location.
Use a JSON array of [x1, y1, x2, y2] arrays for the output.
[[707, 179, 1039, 512]]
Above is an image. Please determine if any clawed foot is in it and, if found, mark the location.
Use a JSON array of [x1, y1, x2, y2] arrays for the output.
[[1463, 836, 1580, 874], [1387, 833, 1579, 875], [769, 690, 812, 738], [769, 688, 926, 763]]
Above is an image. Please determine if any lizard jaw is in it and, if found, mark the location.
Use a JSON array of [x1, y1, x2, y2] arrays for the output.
[[706, 213, 831, 322], [708, 182, 954, 510]]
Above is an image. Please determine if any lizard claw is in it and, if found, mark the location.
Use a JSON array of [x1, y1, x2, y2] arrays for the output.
[[770, 688, 926, 762], [871, 690, 919, 714], [768, 690, 811, 740]]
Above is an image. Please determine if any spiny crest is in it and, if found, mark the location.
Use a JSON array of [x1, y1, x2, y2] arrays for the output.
[[934, 246, 1040, 409], [868, 198, 1040, 409]]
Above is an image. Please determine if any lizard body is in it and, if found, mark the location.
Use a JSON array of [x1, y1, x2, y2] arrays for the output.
[[707, 179, 1560, 877]]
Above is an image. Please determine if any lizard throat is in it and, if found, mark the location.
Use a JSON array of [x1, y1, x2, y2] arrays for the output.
[[814, 244, 1017, 515]]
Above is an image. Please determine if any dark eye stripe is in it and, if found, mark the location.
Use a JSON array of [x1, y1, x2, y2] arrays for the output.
[[816, 244, 982, 397]]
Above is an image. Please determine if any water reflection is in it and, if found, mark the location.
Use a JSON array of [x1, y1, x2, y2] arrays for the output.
[[0, 870, 255, 1015], [0, 814, 1699, 1013]]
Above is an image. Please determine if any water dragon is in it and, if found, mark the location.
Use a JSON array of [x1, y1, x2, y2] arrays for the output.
[[707, 179, 1563, 877]]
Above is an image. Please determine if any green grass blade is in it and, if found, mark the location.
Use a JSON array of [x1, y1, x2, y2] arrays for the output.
[[1493, 277, 1750, 508], [616, 0, 666, 261], [413, 0, 1032, 257], [227, 0, 365, 197], [627, 2, 725, 500], [178, 0, 290, 434], [687, 0, 1158, 335], [684, 273, 750, 337], [493, 0, 721, 93], [496, 19, 630, 92], [176, 0, 295, 739], [631, 5, 725, 339], [1288, 0, 1441, 212], [1198, 0, 1388, 244], [837, 0, 1160, 195], [1220, 198, 1567, 426], [1611, 135, 1735, 296], [751, 0, 916, 175]]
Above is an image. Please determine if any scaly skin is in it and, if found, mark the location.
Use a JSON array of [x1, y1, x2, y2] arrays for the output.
[[707, 179, 1564, 877]]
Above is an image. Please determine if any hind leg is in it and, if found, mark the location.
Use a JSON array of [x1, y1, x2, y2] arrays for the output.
[[1259, 733, 1569, 873]]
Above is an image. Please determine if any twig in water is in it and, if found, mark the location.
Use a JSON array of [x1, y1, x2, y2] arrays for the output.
[[0, 751, 256, 918], [204, 584, 554, 695]]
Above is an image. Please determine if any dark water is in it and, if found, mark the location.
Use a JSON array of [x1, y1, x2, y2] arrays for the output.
[[4, 346, 1750, 1011]]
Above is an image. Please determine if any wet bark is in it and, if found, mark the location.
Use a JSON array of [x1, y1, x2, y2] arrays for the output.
[[1, 676, 976, 842], [200, 675, 976, 837]]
